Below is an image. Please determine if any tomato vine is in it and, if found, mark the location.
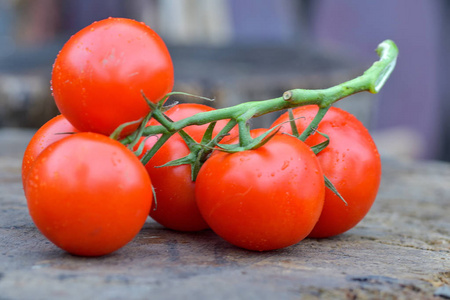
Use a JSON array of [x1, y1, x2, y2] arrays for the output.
[[119, 39, 398, 181]]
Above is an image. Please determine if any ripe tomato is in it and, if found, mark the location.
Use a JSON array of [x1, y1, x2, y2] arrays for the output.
[[195, 132, 325, 251], [22, 114, 79, 189], [139, 103, 237, 231], [52, 17, 174, 136], [271, 105, 381, 238], [25, 132, 153, 256]]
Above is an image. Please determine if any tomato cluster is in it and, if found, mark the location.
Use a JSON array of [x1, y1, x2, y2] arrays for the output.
[[22, 18, 382, 256]]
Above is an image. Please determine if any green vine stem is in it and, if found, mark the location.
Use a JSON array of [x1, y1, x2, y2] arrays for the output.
[[121, 39, 398, 176]]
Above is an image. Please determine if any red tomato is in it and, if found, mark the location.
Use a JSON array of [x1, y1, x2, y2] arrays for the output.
[[52, 17, 174, 136], [25, 132, 153, 256], [139, 103, 237, 231], [195, 132, 325, 251], [22, 114, 79, 189], [271, 105, 381, 238]]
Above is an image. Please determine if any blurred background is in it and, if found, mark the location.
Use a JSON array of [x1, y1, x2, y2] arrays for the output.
[[0, 0, 448, 161]]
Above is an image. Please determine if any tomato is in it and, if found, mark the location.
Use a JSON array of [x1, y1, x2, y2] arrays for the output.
[[195, 132, 325, 251], [22, 114, 79, 190], [271, 105, 381, 238], [52, 17, 174, 136], [25, 132, 153, 256], [139, 103, 238, 231]]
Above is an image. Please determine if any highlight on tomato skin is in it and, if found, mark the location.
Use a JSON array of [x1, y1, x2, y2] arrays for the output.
[[51, 17, 174, 136], [21, 114, 79, 190], [271, 105, 382, 238], [195, 131, 326, 251], [24, 132, 153, 256]]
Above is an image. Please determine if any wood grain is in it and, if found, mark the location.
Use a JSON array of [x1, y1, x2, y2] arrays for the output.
[[0, 129, 448, 300]]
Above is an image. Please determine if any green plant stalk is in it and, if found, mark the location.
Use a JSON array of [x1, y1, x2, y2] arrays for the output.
[[298, 106, 330, 141], [121, 39, 398, 166]]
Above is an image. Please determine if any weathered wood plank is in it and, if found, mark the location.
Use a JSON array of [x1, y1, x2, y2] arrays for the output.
[[0, 129, 448, 300]]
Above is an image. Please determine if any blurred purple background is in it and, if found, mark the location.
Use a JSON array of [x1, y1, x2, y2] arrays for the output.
[[0, 0, 448, 161]]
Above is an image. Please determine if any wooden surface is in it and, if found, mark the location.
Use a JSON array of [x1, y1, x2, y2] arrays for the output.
[[0, 128, 449, 300]]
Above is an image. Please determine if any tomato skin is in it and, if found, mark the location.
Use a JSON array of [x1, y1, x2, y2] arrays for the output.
[[271, 105, 381, 238], [140, 103, 237, 231], [25, 132, 153, 256], [195, 133, 325, 251], [52, 18, 174, 136], [22, 115, 79, 189]]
